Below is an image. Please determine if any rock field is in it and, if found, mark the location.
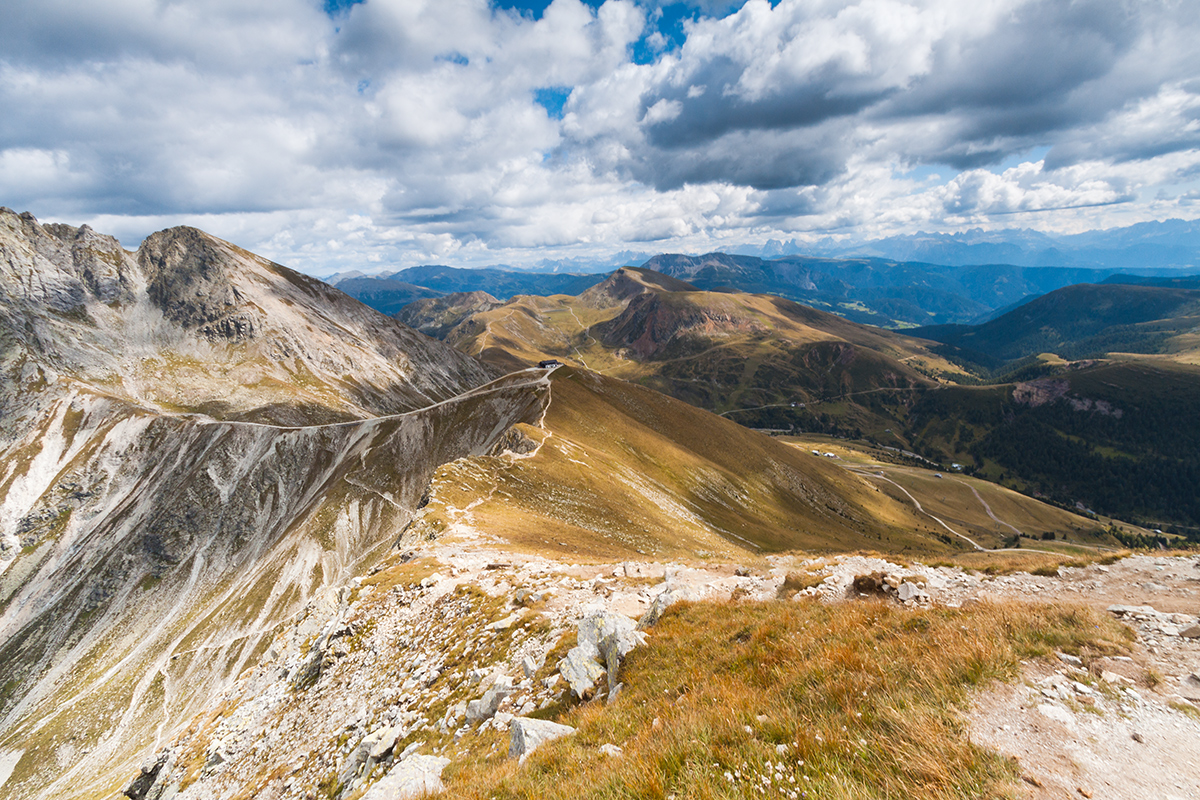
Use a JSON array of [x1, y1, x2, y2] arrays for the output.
[[123, 543, 1200, 800]]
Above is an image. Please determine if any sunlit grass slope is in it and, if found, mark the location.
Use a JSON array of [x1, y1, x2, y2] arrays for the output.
[[441, 597, 1132, 800], [418, 367, 956, 560], [779, 434, 1113, 550]]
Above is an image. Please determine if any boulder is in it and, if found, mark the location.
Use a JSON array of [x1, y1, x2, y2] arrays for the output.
[[365, 726, 401, 772], [521, 655, 541, 679], [897, 582, 927, 604], [466, 678, 512, 723], [508, 717, 575, 763], [362, 754, 450, 799], [558, 646, 606, 698], [637, 585, 694, 629], [558, 611, 644, 698], [598, 628, 645, 683], [1179, 624, 1200, 639]]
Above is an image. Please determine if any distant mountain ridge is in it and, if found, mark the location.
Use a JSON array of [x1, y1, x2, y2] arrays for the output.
[[332, 264, 606, 303], [639, 252, 1197, 327], [912, 282, 1200, 365]]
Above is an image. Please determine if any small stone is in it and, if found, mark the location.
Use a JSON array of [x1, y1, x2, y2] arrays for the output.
[[1180, 624, 1200, 639], [1056, 652, 1083, 667], [1036, 703, 1074, 728], [598, 743, 623, 757], [489, 613, 521, 631], [508, 717, 576, 762], [522, 656, 540, 679], [1132, 732, 1145, 743]]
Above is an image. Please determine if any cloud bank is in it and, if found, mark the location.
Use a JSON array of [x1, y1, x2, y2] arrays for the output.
[[1, 0, 1198, 273]]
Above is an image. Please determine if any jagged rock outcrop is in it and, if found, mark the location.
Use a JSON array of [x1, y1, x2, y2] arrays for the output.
[[557, 611, 645, 698]]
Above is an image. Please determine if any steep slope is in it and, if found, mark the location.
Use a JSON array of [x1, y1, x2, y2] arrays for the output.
[[0, 210, 547, 800], [913, 282, 1200, 365], [0, 210, 496, 423], [408, 367, 963, 558], [395, 291, 505, 340]]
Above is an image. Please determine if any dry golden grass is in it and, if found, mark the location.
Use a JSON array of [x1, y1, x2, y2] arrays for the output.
[[440, 597, 1131, 800], [932, 549, 1129, 576], [422, 368, 948, 562]]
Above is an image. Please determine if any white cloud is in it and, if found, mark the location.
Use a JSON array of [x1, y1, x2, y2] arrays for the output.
[[0, 0, 1198, 273]]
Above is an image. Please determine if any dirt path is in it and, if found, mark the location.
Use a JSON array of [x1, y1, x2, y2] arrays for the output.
[[851, 469, 986, 550], [958, 479, 1023, 536]]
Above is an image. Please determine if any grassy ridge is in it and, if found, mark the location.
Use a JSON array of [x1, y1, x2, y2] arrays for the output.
[[419, 367, 953, 560]]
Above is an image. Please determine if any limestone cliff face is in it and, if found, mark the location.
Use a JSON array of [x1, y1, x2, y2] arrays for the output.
[[0, 210, 550, 800]]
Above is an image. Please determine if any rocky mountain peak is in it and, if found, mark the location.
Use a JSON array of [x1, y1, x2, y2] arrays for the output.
[[0, 207, 138, 313], [139, 226, 259, 340], [578, 266, 697, 309]]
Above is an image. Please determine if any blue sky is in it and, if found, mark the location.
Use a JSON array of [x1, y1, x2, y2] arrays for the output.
[[1, 0, 1198, 274]]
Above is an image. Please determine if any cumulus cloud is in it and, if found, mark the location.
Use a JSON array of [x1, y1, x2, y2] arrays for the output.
[[0, 0, 1198, 272]]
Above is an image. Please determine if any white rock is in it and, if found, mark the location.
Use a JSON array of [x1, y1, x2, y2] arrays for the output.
[[599, 743, 623, 757], [1036, 703, 1075, 728], [489, 613, 520, 631], [521, 655, 541, 679], [466, 679, 512, 724], [637, 585, 694, 629], [362, 754, 450, 799], [558, 646, 605, 698], [508, 717, 576, 763]]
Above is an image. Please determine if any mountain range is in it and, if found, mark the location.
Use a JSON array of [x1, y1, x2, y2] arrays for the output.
[[336, 252, 1197, 330], [395, 263, 1200, 533], [6, 211, 1112, 800], [749, 218, 1200, 270]]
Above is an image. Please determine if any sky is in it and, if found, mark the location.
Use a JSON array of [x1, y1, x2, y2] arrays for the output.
[[2, 0, 1199, 274]]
